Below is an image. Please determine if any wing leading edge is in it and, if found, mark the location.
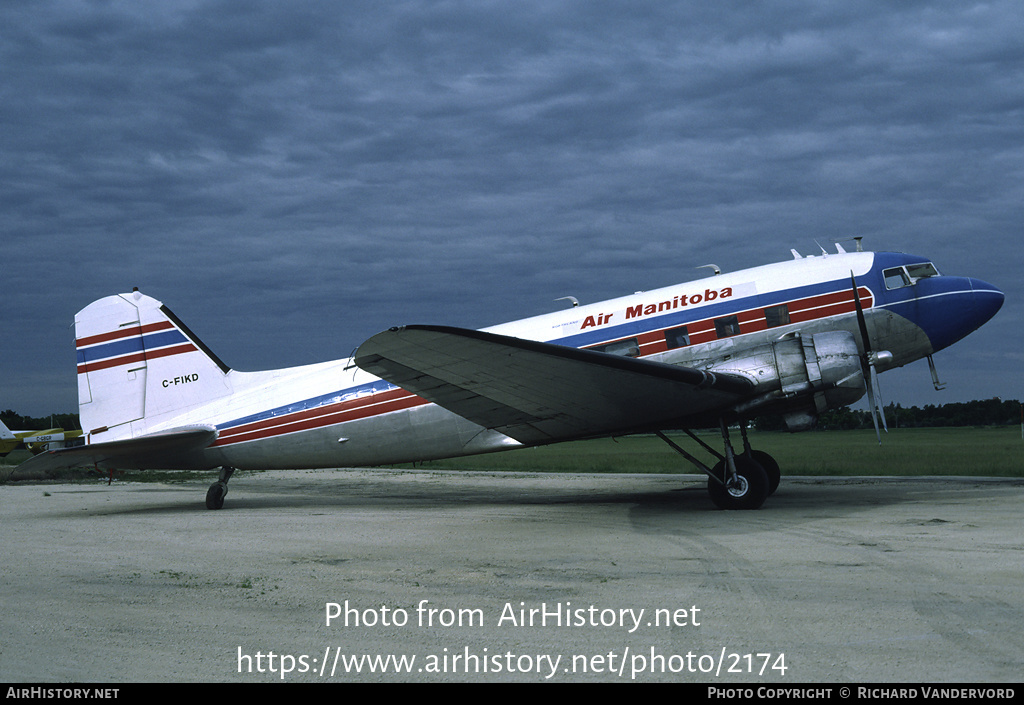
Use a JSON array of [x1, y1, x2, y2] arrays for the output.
[[354, 325, 754, 445]]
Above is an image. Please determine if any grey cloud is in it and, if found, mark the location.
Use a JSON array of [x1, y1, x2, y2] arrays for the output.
[[3, 1, 1022, 415]]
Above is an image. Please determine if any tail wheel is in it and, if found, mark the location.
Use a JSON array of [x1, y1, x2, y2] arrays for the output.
[[708, 456, 769, 510], [205, 466, 234, 510], [206, 482, 226, 510]]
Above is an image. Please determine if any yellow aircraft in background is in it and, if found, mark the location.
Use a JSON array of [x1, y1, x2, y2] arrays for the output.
[[0, 419, 82, 456]]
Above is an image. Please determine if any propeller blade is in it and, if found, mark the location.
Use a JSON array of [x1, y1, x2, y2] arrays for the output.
[[851, 272, 885, 443], [850, 272, 872, 356], [870, 365, 889, 434], [865, 366, 882, 444]]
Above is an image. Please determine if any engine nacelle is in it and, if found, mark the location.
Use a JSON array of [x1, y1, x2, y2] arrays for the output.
[[704, 331, 867, 431]]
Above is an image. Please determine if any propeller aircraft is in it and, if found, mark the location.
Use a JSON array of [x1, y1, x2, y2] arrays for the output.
[[1, 420, 82, 457], [16, 244, 1003, 510]]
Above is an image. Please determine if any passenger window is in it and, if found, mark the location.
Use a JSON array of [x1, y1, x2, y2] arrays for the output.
[[714, 316, 741, 338], [664, 326, 690, 349], [764, 304, 790, 328], [587, 338, 640, 357], [884, 267, 911, 289]]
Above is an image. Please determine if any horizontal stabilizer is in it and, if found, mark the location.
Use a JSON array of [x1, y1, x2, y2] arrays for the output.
[[354, 325, 753, 444], [13, 426, 218, 475]]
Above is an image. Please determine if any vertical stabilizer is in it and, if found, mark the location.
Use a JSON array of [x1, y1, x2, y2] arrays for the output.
[[75, 291, 232, 439], [0, 420, 16, 440], [0, 420, 20, 457]]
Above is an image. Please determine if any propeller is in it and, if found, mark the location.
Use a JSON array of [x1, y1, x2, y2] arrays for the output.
[[850, 272, 888, 443]]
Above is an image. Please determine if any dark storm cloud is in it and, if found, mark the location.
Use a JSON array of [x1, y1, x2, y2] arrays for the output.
[[3, 1, 1023, 416]]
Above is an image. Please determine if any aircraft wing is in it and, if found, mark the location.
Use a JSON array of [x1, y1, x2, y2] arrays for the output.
[[354, 325, 754, 444], [13, 426, 218, 475]]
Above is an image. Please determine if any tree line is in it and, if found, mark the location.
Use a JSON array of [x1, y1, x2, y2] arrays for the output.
[[1, 410, 81, 432], [4, 398, 1022, 435], [755, 397, 1023, 431]]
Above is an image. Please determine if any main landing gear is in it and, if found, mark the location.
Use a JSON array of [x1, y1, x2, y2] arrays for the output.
[[206, 466, 235, 510], [656, 421, 781, 510]]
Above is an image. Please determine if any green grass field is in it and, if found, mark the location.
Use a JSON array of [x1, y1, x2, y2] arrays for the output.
[[399, 427, 1024, 477], [3, 427, 1022, 480]]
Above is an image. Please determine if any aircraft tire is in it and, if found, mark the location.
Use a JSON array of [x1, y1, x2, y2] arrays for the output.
[[750, 450, 781, 496], [206, 482, 226, 510], [708, 457, 769, 510]]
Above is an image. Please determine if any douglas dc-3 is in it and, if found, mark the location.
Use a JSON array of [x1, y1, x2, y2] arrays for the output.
[[18, 243, 1003, 510]]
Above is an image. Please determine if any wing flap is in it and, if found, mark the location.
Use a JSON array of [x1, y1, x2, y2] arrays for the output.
[[13, 426, 218, 475], [355, 325, 753, 444]]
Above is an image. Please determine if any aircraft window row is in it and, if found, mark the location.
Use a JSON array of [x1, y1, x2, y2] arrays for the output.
[[663, 306, 791, 348], [883, 262, 940, 290], [587, 338, 640, 357]]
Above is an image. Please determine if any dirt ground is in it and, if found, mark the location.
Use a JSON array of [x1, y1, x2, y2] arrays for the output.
[[1, 469, 1022, 683]]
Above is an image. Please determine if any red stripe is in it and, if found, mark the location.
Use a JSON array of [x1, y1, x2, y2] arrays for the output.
[[211, 391, 429, 447], [216, 388, 411, 440], [76, 321, 175, 348], [77, 351, 147, 375], [76, 342, 198, 374], [591, 287, 874, 355]]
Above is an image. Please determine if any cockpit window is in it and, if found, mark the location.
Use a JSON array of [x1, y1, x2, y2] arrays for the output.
[[906, 262, 939, 281], [884, 262, 940, 290], [884, 267, 911, 289]]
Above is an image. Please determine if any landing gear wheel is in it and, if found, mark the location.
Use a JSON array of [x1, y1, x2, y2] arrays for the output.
[[205, 466, 235, 510], [206, 482, 227, 510], [750, 450, 781, 496], [708, 456, 769, 510]]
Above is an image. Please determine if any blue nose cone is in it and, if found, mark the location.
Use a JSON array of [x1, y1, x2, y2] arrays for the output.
[[968, 277, 1005, 324], [922, 277, 1004, 353]]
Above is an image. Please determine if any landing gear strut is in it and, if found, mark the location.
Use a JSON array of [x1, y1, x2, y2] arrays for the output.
[[206, 466, 235, 510], [656, 420, 779, 510], [737, 422, 781, 496]]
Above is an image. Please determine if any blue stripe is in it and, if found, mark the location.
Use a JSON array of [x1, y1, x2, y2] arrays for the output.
[[549, 276, 860, 348], [217, 379, 399, 431], [77, 330, 189, 365]]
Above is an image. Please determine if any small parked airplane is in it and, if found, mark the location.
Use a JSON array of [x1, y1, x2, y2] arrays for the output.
[[0, 420, 33, 457], [0, 420, 81, 457], [17, 244, 1003, 510]]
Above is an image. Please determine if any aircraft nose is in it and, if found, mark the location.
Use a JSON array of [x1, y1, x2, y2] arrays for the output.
[[967, 278, 1005, 326], [923, 276, 1004, 353]]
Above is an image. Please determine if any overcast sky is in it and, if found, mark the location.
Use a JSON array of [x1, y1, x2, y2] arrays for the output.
[[3, 1, 1022, 419]]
